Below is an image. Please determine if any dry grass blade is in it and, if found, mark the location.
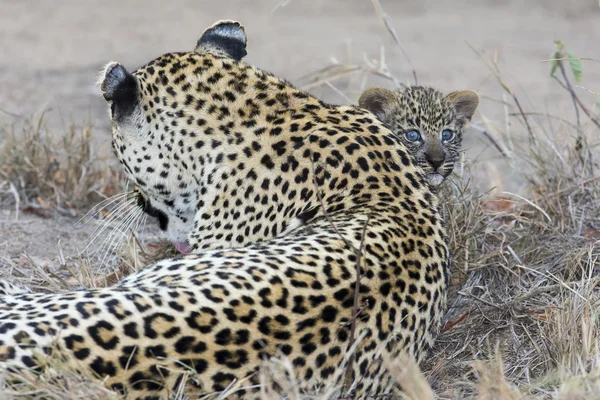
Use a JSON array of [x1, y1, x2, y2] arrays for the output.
[[473, 353, 522, 400], [300, 64, 362, 91], [550, 52, 600, 161], [308, 155, 375, 395], [471, 120, 512, 159], [501, 191, 552, 222], [1, 351, 120, 400], [382, 352, 435, 400], [542, 57, 600, 63], [343, 212, 371, 393], [370, 0, 417, 84], [299, 43, 405, 99], [467, 43, 535, 143]]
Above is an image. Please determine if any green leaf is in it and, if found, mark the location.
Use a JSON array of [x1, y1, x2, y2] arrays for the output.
[[567, 51, 583, 82], [596, 101, 600, 113]]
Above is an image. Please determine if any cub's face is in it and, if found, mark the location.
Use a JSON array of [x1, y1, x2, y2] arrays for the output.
[[359, 86, 479, 187]]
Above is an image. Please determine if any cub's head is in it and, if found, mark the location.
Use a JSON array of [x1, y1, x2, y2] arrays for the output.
[[359, 86, 478, 187], [99, 20, 248, 253]]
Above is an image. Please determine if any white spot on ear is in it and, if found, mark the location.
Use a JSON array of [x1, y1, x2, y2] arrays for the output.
[[96, 61, 120, 89], [195, 20, 247, 60]]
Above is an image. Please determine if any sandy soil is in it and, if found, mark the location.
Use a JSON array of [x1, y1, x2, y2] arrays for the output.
[[0, 0, 598, 325]]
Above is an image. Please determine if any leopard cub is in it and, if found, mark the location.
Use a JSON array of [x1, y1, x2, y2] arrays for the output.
[[359, 86, 478, 187]]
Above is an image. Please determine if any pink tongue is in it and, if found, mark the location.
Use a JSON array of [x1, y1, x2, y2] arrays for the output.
[[172, 241, 192, 255]]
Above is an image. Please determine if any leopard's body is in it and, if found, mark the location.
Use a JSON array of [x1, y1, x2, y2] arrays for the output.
[[0, 21, 474, 399], [0, 280, 32, 296]]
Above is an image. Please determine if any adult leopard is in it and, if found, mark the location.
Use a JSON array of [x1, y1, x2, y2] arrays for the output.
[[0, 20, 477, 399]]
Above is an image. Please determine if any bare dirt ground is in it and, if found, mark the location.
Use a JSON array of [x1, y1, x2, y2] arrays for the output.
[[1, 0, 599, 397]]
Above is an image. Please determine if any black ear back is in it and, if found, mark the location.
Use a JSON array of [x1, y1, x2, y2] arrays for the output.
[[195, 20, 247, 61], [100, 62, 137, 102], [99, 61, 138, 121]]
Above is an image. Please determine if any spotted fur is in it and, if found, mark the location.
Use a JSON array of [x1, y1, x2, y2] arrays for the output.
[[359, 86, 478, 187], [1, 21, 452, 399]]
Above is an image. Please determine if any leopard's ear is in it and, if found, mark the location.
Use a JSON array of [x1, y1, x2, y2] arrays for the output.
[[195, 20, 247, 61], [99, 61, 136, 102], [358, 88, 397, 121], [99, 61, 138, 122], [445, 90, 479, 123]]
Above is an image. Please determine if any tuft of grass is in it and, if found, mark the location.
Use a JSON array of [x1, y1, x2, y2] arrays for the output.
[[0, 112, 123, 214], [0, 112, 161, 272]]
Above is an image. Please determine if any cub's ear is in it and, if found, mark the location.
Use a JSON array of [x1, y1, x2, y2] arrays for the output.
[[195, 20, 247, 61], [99, 61, 136, 102], [358, 88, 397, 121], [445, 90, 479, 123]]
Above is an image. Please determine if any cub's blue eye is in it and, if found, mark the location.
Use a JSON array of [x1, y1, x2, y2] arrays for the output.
[[441, 130, 454, 141], [405, 130, 421, 142]]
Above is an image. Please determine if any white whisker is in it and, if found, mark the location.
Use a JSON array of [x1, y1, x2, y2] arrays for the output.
[[98, 207, 145, 267], [101, 205, 144, 256], [130, 211, 147, 253], [91, 204, 141, 259], [140, 214, 149, 246], [74, 191, 133, 227], [84, 200, 137, 255], [84, 197, 136, 243], [82, 199, 137, 254]]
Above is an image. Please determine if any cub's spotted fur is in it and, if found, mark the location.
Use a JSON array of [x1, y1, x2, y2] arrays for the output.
[[1, 21, 457, 399]]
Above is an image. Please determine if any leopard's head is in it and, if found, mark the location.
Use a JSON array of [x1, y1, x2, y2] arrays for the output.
[[99, 20, 248, 253]]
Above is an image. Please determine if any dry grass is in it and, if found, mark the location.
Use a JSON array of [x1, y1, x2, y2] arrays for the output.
[[424, 41, 600, 398], [428, 129, 600, 399], [0, 112, 122, 215], [1, 360, 119, 400], [0, 111, 179, 278]]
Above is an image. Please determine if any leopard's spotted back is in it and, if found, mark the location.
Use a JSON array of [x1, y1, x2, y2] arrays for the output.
[[0, 21, 450, 399]]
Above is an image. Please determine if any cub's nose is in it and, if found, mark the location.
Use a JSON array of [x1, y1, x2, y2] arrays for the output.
[[425, 151, 445, 170]]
